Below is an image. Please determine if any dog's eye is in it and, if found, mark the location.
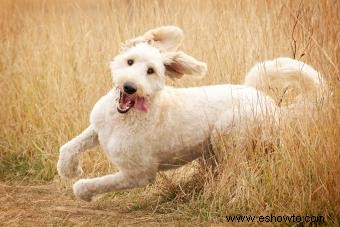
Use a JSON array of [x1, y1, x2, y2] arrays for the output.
[[147, 67, 154, 75], [127, 59, 134, 66]]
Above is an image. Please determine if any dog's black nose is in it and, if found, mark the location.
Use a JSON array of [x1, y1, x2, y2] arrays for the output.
[[123, 82, 137, 94]]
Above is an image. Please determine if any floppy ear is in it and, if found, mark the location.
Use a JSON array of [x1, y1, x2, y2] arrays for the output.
[[123, 26, 184, 52], [163, 51, 208, 79]]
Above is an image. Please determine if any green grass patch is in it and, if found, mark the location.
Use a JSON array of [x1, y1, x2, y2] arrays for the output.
[[0, 153, 56, 181]]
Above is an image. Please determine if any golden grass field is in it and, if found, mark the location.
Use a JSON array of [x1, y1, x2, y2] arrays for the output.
[[0, 0, 339, 225]]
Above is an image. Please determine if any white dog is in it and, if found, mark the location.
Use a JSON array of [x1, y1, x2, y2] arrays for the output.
[[57, 26, 325, 201]]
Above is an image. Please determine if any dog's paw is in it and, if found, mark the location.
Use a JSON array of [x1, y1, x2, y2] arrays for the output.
[[57, 144, 83, 179], [73, 179, 94, 202]]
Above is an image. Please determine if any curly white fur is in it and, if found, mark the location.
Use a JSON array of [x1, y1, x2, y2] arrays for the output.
[[57, 26, 325, 201]]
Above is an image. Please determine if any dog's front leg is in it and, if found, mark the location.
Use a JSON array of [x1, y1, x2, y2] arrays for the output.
[[57, 125, 98, 179], [73, 170, 156, 202]]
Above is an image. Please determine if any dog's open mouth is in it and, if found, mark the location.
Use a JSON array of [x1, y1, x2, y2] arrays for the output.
[[117, 90, 148, 114]]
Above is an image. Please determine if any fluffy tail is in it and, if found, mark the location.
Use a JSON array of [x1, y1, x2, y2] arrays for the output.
[[244, 57, 327, 105]]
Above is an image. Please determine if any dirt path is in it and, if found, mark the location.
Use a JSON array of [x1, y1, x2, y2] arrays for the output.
[[0, 182, 180, 226]]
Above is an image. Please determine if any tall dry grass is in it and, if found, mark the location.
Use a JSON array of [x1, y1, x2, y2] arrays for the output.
[[0, 0, 339, 223]]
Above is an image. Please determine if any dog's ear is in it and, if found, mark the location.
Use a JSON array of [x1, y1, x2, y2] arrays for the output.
[[125, 26, 184, 52], [163, 51, 207, 79]]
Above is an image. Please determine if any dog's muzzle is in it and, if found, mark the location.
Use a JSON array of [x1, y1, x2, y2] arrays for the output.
[[117, 86, 148, 114], [123, 82, 137, 95]]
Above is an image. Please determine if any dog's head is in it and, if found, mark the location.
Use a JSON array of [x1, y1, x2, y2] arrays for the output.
[[110, 26, 207, 114]]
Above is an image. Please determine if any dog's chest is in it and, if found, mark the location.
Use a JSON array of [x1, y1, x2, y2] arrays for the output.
[[94, 115, 159, 167], [93, 113, 207, 169]]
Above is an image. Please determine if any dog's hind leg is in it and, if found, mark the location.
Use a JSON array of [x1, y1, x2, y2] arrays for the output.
[[57, 125, 99, 179], [73, 170, 156, 201], [210, 109, 249, 162]]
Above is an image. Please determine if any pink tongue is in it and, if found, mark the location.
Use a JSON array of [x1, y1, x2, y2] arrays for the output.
[[134, 97, 148, 112]]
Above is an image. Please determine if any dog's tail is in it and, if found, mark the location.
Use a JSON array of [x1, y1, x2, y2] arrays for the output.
[[244, 57, 327, 106]]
